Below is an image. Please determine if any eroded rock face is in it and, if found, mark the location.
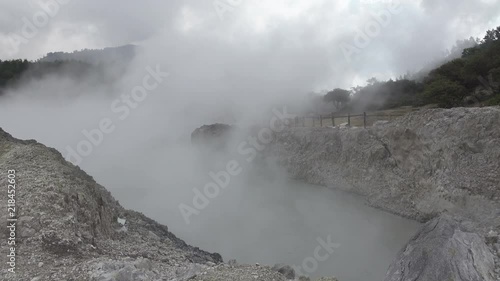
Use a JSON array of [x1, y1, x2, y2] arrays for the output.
[[270, 107, 500, 224], [268, 107, 500, 280], [385, 215, 496, 281]]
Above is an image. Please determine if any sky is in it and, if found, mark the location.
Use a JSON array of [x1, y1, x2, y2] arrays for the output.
[[0, 0, 499, 89]]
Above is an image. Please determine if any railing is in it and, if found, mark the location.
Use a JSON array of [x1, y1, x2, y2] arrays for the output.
[[290, 111, 413, 128]]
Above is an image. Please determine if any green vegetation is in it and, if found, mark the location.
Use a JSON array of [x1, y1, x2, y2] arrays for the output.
[[0, 59, 30, 88], [0, 29, 498, 110], [0, 46, 136, 95], [0, 59, 97, 92], [324, 88, 351, 110], [0, 59, 128, 96], [325, 26, 500, 111]]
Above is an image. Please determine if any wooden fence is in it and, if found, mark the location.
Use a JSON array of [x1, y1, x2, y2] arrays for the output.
[[290, 111, 409, 128]]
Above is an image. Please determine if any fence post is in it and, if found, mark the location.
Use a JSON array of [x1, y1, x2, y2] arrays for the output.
[[331, 113, 335, 127], [348, 113, 351, 127], [313, 117, 315, 127], [363, 112, 367, 128], [320, 115, 323, 127]]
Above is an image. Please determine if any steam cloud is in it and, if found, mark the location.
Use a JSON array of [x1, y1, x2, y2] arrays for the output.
[[0, 0, 497, 280]]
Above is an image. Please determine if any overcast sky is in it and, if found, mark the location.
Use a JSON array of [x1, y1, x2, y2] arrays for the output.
[[0, 0, 499, 89]]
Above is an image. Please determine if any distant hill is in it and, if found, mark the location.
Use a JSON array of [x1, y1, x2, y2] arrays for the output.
[[0, 45, 139, 95], [39, 44, 138, 65]]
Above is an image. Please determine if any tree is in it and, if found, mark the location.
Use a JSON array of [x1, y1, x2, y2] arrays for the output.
[[324, 88, 351, 110], [367, 77, 379, 85], [483, 26, 500, 43], [422, 78, 467, 108], [447, 37, 479, 59]]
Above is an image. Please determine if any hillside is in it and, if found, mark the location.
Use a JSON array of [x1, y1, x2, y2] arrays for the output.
[[0, 128, 290, 281], [40, 45, 138, 65], [271, 106, 500, 223], [325, 26, 500, 112], [0, 45, 138, 95]]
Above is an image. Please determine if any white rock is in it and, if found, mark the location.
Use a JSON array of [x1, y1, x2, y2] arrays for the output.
[[117, 218, 126, 225], [486, 230, 499, 244]]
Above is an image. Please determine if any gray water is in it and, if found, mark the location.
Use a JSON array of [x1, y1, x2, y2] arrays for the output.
[[106, 167, 420, 281]]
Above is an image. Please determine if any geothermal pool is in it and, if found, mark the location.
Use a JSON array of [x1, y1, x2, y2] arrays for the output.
[[104, 166, 420, 281]]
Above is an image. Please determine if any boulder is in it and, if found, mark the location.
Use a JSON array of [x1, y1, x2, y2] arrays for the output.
[[385, 215, 496, 281], [486, 230, 499, 244], [271, 264, 295, 279], [191, 123, 233, 150]]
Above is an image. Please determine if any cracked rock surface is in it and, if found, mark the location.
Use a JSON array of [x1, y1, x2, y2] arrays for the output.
[[271, 107, 500, 224], [385, 214, 496, 281]]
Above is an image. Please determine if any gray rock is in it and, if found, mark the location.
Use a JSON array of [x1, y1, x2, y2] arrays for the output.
[[486, 230, 499, 244], [228, 259, 238, 267], [373, 120, 389, 127], [175, 264, 204, 280], [494, 244, 500, 257], [271, 264, 295, 279], [385, 215, 496, 281], [134, 258, 152, 271], [20, 227, 36, 238], [270, 107, 500, 223], [191, 123, 234, 150]]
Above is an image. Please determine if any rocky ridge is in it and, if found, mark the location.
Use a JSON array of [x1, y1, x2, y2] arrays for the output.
[[268, 106, 500, 280], [270, 107, 500, 224], [0, 128, 306, 281]]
